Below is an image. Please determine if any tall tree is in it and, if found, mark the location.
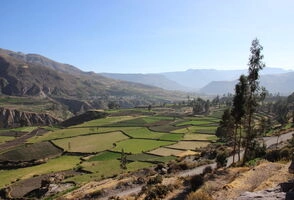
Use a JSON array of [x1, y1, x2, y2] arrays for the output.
[[231, 75, 248, 162], [216, 108, 234, 142], [243, 38, 265, 163]]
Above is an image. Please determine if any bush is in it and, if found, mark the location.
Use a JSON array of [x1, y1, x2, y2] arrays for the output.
[[202, 166, 213, 175], [216, 151, 228, 167], [190, 174, 204, 191], [147, 175, 163, 185], [186, 190, 213, 200], [245, 158, 262, 167], [266, 150, 280, 162], [144, 184, 173, 200], [280, 147, 291, 160]]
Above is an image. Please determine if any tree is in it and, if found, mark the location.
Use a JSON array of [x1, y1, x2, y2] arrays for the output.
[[243, 38, 265, 163], [212, 95, 220, 108], [120, 148, 127, 170], [216, 108, 234, 142], [191, 98, 209, 114], [275, 100, 289, 126], [231, 75, 248, 162], [259, 117, 267, 136], [108, 101, 120, 109], [148, 104, 152, 112]]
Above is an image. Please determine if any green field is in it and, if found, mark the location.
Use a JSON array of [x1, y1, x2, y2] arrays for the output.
[[11, 126, 38, 132], [0, 155, 80, 188], [0, 107, 221, 193], [183, 133, 217, 141], [0, 141, 62, 161], [158, 133, 184, 141], [28, 127, 97, 143], [172, 126, 217, 134], [73, 116, 137, 127], [112, 139, 175, 154], [53, 131, 129, 152], [88, 151, 121, 161], [175, 119, 218, 126], [68, 160, 153, 184], [127, 153, 176, 163], [0, 136, 15, 144], [149, 125, 180, 132], [123, 127, 169, 139]]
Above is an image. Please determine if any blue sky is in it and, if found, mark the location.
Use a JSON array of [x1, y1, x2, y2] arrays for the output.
[[0, 0, 293, 73]]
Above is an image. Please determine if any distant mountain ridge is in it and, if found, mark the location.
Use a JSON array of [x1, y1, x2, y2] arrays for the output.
[[101, 73, 188, 91], [200, 72, 294, 95], [101, 67, 293, 95], [162, 68, 292, 90]]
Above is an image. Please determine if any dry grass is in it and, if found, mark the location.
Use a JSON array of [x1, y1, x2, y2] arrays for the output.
[[211, 161, 292, 200], [149, 147, 186, 157], [167, 141, 210, 150], [186, 190, 213, 200]]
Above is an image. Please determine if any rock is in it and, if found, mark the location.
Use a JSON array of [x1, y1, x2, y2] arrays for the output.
[[237, 187, 285, 200]]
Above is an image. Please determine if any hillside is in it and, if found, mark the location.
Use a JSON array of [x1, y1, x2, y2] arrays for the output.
[[0, 48, 186, 114], [101, 73, 188, 91], [200, 72, 294, 95]]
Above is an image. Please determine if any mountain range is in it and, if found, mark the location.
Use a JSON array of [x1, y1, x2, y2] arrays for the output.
[[101, 68, 294, 95], [200, 71, 294, 95], [0, 47, 293, 112], [0, 48, 185, 114]]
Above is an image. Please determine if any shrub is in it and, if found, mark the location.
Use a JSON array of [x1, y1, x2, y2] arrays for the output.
[[144, 184, 173, 200], [216, 151, 228, 167], [190, 174, 204, 191], [266, 149, 280, 162], [186, 190, 213, 200], [203, 166, 213, 175], [245, 158, 262, 167], [147, 175, 163, 185], [179, 162, 189, 170], [255, 142, 266, 158], [280, 147, 291, 160]]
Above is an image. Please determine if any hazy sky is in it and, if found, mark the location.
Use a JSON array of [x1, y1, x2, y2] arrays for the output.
[[1, 0, 294, 73]]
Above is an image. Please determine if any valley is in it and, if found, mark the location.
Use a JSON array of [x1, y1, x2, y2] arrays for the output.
[[0, 48, 293, 199], [0, 105, 221, 198]]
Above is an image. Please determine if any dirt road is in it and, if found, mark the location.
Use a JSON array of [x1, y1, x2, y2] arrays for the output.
[[113, 131, 294, 199]]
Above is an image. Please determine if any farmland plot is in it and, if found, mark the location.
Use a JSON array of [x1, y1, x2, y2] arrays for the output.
[[167, 141, 210, 150], [112, 139, 175, 154], [53, 131, 129, 153]]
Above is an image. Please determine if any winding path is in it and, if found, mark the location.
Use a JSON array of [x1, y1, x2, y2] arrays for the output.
[[0, 128, 47, 152]]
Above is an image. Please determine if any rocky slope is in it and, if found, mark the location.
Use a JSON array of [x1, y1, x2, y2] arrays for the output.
[[0, 107, 60, 128], [0, 48, 184, 103]]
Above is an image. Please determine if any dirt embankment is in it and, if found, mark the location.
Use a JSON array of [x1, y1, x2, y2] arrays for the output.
[[0, 107, 60, 128]]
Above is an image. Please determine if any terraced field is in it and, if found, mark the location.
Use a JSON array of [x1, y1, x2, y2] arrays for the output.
[[0, 155, 81, 188], [0, 107, 221, 197], [167, 141, 210, 150], [0, 136, 15, 144], [53, 131, 129, 152], [112, 139, 175, 154]]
